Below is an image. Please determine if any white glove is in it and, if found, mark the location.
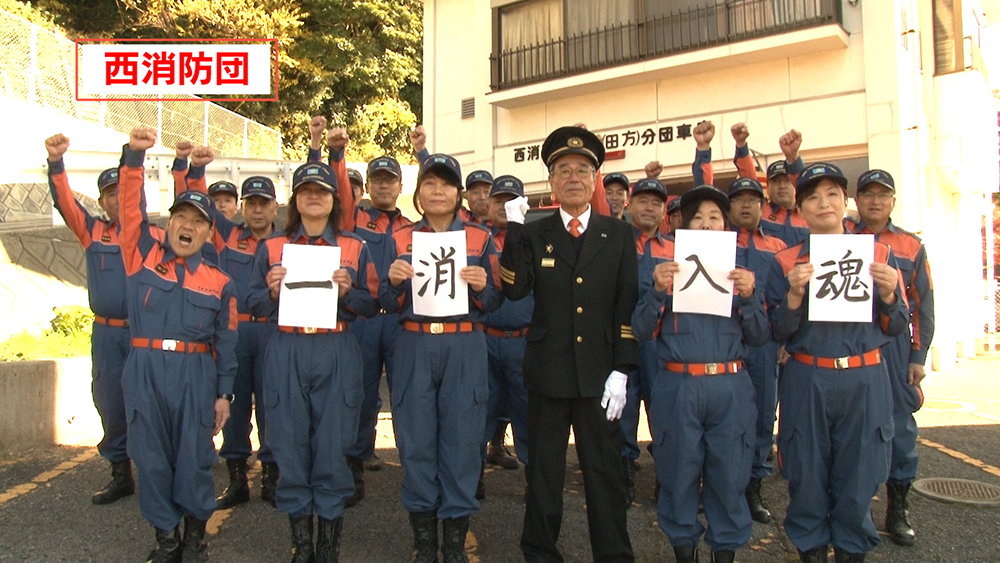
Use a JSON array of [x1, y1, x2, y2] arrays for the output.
[[504, 196, 529, 225], [600, 370, 629, 421]]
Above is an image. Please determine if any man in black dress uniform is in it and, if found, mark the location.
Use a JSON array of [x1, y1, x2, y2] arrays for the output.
[[500, 126, 640, 563]]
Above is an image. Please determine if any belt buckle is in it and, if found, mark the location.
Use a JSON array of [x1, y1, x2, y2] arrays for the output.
[[834, 356, 850, 369], [303, 327, 317, 334], [161, 339, 178, 352], [705, 363, 719, 375], [429, 322, 444, 335], [504, 330, 514, 338]]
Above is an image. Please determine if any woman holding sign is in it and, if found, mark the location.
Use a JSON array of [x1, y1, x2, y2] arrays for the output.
[[765, 163, 908, 563], [631, 185, 769, 563], [381, 154, 502, 563], [247, 162, 379, 563]]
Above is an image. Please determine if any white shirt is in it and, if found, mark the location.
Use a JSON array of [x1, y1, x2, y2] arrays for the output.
[[559, 205, 592, 235]]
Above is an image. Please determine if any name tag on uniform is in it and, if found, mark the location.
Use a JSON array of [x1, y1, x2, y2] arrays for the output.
[[541, 258, 555, 268]]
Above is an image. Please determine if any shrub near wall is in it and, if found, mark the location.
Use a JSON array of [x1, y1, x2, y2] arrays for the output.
[[0, 306, 92, 361]]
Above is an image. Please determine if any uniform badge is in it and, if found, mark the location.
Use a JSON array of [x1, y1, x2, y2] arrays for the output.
[[367, 221, 377, 230], [545, 244, 553, 254], [541, 258, 555, 268], [101, 234, 112, 242], [601, 233, 607, 238], [406, 244, 412, 252], [155, 263, 168, 275], [769, 214, 777, 220], [567, 137, 583, 148], [238, 241, 249, 250]]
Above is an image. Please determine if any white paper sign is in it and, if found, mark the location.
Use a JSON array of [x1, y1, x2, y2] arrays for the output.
[[808, 234, 875, 323], [277, 244, 341, 329], [411, 231, 469, 317], [672, 230, 737, 317]]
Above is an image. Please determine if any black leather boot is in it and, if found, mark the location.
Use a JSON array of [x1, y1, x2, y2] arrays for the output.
[[181, 515, 208, 563], [487, 421, 519, 469], [798, 545, 828, 563], [315, 516, 343, 563], [833, 546, 865, 562], [215, 458, 250, 509], [409, 510, 438, 563], [289, 514, 315, 563], [92, 459, 135, 505], [261, 461, 279, 506], [745, 477, 771, 523], [146, 526, 182, 563], [673, 545, 699, 563], [441, 517, 470, 563], [712, 550, 735, 563], [344, 456, 365, 508], [622, 456, 636, 507], [885, 481, 915, 546]]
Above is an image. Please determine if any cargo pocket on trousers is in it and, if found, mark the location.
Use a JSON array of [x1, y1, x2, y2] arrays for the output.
[[776, 429, 798, 484], [199, 406, 217, 470], [342, 387, 364, 449]]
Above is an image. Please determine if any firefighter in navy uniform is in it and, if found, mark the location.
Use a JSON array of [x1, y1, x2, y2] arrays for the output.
[[766, 163, 908, 563], [846, 169, 934, 547], [115, 126, 238, 563], [501, 126, 639, 563], [45, 141, 146, 506], [177, 145, 282, 510]]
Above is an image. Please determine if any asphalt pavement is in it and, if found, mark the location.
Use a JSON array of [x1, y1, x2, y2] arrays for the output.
[[2, 358, 1000, 562]]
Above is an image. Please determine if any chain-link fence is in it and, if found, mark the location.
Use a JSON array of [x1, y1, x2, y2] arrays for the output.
[[0, 10, 281, 158]]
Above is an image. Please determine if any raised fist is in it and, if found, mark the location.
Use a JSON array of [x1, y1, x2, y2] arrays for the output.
[[731, 122, 750, 147], [327, 127, 349, 151], [175, 140, 194, 159], [45, 134, 70, 161], [409, 125, 426, 153], [129, 126, 157, 151], [191, 146, 215, 167], [644, 160, 663, 179], [693, 121, 715, 150], [779, 129, 803, 161], [309, 115, 327, 141]]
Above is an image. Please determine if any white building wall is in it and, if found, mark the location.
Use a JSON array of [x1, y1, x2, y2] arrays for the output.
[[423, 0, 999, 370]]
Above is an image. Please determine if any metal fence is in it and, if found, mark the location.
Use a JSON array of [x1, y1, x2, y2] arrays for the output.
[[492, 0, 842, 90], [0, 10, 282, 158]]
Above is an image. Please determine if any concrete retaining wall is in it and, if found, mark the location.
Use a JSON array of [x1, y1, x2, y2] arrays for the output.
[[0, 357, 102, 453]]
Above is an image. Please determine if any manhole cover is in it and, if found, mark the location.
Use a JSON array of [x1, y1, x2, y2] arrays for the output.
[[912, 478, 1000, 507]]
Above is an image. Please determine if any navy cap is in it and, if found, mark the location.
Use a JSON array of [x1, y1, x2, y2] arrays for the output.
[[795, 162, 848, 199], [466, 170, 493, 188], [856, 169, 895, 194], [542, 126, 605, 169], [680, 185, 731, 214], [418, 154, 463, 188], [727, 177, 765, 199], [208, 180, 239, 198], [240, 176, 276, 200], [347, 168, 364, 186], [169, 190, 215, 225], [604, 172, 630, 191], [293, 162, 338, 193], [97, 168, 119, 191], [631, 178, 668, 200], [667, 197, 682, 214], [367, 156, 401, 180], [489, 175, 524, 198], [766, 160, 789, 180]]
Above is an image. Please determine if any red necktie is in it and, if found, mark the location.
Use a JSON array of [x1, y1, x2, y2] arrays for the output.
[[569, 217, 582, 238]]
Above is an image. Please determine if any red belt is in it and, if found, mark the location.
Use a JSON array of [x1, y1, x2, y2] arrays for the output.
[[792, 349, 881, 370], [95, 316, 129, 328], [131, 337, 211, 354], [278, 322, 348, 334], [237, 314, 270, 323], [665, 360, 743, 376], [403, 321, 477, 335], [484, 326, 529, 339]]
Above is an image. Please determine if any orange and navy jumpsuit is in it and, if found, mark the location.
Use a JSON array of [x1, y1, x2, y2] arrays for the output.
[[845, 218, 934, 484], [247, 224, 379, 520], [117, 145, 238, 530], [380, 216, 502, 519]]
